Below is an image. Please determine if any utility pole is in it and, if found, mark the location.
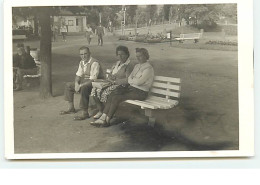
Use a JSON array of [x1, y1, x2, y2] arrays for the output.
[[135, 10, 138, 35], [169, 6, 172, 24], [99, 12, 101, 24], [122, 6, 126, 35]]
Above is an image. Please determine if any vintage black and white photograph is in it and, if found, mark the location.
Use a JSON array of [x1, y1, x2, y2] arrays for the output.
[[4, 0, 254, 159]]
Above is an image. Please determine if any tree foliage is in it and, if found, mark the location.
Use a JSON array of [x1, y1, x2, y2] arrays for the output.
[[126, 5, 138, 24], [163, 5, 171, 21], [146, 5, 158, 23]]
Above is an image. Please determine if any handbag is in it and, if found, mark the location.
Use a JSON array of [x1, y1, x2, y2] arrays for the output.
[[92, 81, 111, 89]]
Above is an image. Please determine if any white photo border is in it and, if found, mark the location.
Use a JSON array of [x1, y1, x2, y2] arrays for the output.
[[4, 0, 254, 159]]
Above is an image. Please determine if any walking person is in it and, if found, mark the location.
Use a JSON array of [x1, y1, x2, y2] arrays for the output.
[[60, 24, 67, 42], [85, 24, 94, 45], [91, 48, 154, 127], [96, 23, 105, 46], [52, 25, 58, 42], [60, 46, 104, 120]]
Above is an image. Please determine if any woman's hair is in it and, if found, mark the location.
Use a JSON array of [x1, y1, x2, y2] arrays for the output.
[[136, 48, 149, 60], [116, 45, 130, 58]]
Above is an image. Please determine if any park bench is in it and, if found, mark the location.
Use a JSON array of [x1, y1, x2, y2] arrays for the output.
[[125, 76, 181, 127], [13, 35, 27, 40], [23, 61, 41, 87], [175, 33, 202, 43]]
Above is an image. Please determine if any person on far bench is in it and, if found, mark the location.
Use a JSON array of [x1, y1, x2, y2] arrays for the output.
[[13, 43, 37, 91], [91, 48, 154, 127], [60, 46, 103, 120]]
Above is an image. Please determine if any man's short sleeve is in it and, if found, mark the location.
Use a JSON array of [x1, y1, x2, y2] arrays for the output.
[[75, 62, 83, 77]]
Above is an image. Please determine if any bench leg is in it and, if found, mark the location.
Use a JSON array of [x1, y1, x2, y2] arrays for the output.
[[144, 109, 155, 127]]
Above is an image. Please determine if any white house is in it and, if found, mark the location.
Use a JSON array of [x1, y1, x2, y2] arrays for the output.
[[13, 10, 88, 33], [53, 10, 87, 33]]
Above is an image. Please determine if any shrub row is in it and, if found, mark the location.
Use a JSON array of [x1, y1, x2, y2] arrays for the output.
[[119, 35, 163, 43], [206, 40, 238, 46]]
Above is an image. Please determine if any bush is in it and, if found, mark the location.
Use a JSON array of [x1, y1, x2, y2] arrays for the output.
[[206, 40, 238, 46], [170, 26, 200, 36], [195, 20, 219, 32], [118, 35, 128, 40], [146, 38, 162, 43], [135, 35, 147, 42]]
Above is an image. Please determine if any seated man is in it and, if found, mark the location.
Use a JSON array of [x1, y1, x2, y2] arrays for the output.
[[13, 43, 37, 91], [60, 46, 103, 120]]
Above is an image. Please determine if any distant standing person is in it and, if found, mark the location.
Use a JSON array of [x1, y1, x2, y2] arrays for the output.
[[85, 24, 94, 45], [52, 25, 58, 42], [96, 23, 105, 46], [108, 20, 112, 32], [60, 24, 67, 42]]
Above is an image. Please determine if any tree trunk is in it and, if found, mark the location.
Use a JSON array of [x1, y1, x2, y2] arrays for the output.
[[39, 9, 52, 99]]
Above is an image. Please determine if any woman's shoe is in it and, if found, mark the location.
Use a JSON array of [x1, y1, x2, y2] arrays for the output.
[[90, 119, 110, 127], [93, 111, 103, 119]]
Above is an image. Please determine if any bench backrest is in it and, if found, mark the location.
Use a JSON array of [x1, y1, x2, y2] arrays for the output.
[[180, 33, 201, 39], [149, 76, 181, 100], [13, 35, 27, 40]]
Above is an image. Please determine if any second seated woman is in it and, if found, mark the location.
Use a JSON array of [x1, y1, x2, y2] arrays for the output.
[[91, 48, 155, 127], [91, 45, 134, 119]]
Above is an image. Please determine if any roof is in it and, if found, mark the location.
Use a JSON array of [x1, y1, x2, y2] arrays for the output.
[[56, 9, 87, 16]]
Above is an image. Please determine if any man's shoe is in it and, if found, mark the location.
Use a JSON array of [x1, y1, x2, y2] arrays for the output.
[[60, 109, 76, 115], [73, 114, 90, 121]]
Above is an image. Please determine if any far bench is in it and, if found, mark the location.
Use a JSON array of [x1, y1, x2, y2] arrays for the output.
[[13, 34, 27, 40], [125, 76, 181, 127], [23, 62, 41, 87], [175, 33, 202, 43]]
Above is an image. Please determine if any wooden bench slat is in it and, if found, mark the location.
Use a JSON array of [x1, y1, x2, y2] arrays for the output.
[[152, 82, 180, 91], [154, 76, 181, 83], [148, 96, 179, 105], [180, 33, 201, 39], [143, 99, 173, 109], [23, 74, 41, 78], [126, 98, 178, 110], [125, 100, 159, 109], [13, 35, 27, 40], [180, 38, 199, 40], [150, 88, 180, 98]]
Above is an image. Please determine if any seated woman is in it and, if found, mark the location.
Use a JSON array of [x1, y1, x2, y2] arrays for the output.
[[91, 48, 155, 127], [91, 45, 134, 119]]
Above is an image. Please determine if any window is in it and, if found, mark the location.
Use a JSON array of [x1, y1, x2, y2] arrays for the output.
[[68, 20, 74, 26], [76, 19, 79, 26]]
